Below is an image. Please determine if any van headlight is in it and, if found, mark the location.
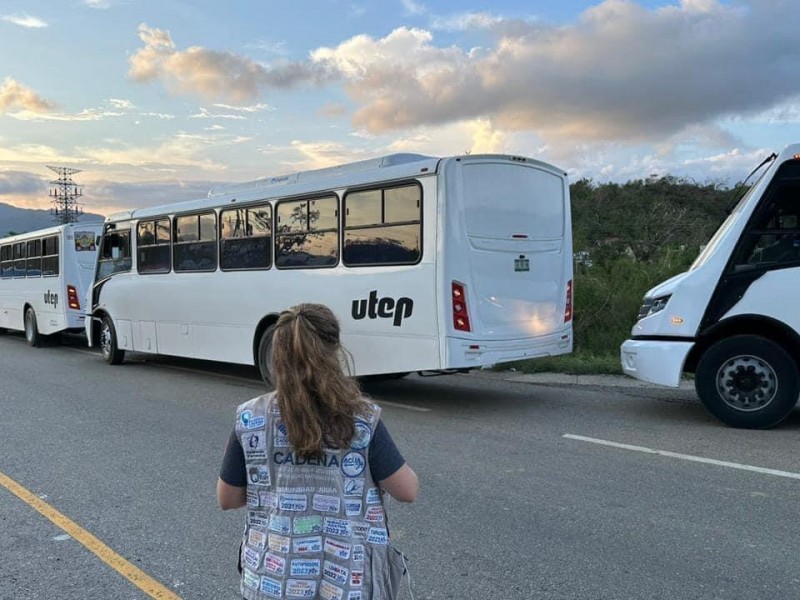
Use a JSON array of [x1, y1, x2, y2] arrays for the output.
[[637, 294, 671, 320]]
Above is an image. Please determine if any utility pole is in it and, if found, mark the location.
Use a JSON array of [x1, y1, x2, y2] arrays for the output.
[[48, 166, 84, 224]]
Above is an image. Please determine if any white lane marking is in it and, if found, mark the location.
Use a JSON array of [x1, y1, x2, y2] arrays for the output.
[[564, 434, 800, 481], [376, 400, 431, 413]]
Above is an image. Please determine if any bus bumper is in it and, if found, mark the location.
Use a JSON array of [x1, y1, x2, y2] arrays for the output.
[[620, 339, 694, 387], [445, 329, 572, 369]]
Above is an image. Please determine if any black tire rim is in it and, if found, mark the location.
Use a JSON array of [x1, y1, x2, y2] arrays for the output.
[[24, 313, 34, 341], [715, 354, 778, 412], [100, 321, 112, 359]]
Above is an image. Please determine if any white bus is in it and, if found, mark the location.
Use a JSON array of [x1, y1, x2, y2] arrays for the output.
[[0, 223, 102, 345], [621, 143, 800, 429], [87, 153, 573, 382]]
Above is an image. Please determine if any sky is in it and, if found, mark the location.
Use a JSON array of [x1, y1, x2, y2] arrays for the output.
[[1, 0, 799, 217]]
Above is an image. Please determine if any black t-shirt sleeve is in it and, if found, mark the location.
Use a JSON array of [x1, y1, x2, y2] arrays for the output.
[[219, 429, 247, 487], [368, 419, 405, 483]]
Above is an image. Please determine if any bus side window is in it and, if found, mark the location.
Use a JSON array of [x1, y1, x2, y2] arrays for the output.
[[97, 228, 132, 279]]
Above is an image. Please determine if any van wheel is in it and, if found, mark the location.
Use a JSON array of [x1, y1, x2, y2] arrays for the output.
[[99, 315, 125, 365], [257, 325, 276, 389], [695, 335, 799, 429], [24, 308, 41, 347]]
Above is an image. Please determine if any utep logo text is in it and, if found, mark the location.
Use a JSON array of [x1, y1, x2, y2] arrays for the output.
[[44, 290, 58, 309], [351, 290, 413, 327]]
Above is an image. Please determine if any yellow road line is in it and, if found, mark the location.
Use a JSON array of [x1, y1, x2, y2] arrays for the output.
[[0, 470, 182, 599]]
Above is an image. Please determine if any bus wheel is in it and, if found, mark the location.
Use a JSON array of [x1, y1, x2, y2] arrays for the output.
[[24, 308, 41, 347], [99, 315, 125, 365], [695, 335, 799, 429], [257, 325, 276, 389]]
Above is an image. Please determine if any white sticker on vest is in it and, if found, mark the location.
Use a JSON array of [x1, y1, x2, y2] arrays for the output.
[[350, 570, 364, 587], [243, 568, 259, 590], [293, 515, 322, 535], [344, 499, 363, 516], [347, 592, 362, 600], [268, 533, 290, 554], [313, 494, 341, 513], [260, 575, 282, 598], [246, 489, 260, 507], [367, 527, 388, 545], [323, 560, 350, 587], [365, 488, 381, 505], [247, 465, 271, 487], [351, 522, 370, 540], [268, 514, 291, 535], [247, 528, 267, 550], [291, 558, 321, 577], [350, 421, 372, 450], [341, 452, 366, 477], [344, 478, 364, 497], [279, 493, 308, 511], [324, 518, 353, 538], [240, 410, 265, 429], [242, 432, 267, 460], [248, 511, 269, 528], [352, 544, 365, 562], [243, 546, 261, 571], [319, 580, 344, 600], [286, 578, 318, 598], [293, 536, 323, 554], [324, 537, 351, 560], [274, 421, 291, 447], [259, 491, 279, 509], [364, 506, 384, 523], [264, 552, 286, 575]]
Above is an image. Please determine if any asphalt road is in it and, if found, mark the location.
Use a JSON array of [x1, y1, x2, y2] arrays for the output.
[[1, 331, 798, 600]]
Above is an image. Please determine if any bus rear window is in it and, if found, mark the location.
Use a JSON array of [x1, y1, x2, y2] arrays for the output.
[[462, 163, 564, 239]]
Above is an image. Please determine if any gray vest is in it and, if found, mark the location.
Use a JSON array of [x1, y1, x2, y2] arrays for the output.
[[235, 392, 405, 600]]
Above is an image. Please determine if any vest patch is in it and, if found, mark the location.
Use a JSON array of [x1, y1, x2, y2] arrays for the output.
[[293, 536, 323, 554], [286, 578, 317, 598], [320, 580, 344, 600], [312, 494, 341, 513], [343, 478, 364, 497], [269, 515, 291, 535], [323, 560, 349, 587], [290, 558, 321, 577], [274, 451, 341, 468], [293, 515, 322, 535], [268, 533, 291, 554], [260, 576, 282, 598], [279, 493, 308, 512], [341, 452, 365, 477], [324, 537, 352, 560], [264, 552, 286, 575]]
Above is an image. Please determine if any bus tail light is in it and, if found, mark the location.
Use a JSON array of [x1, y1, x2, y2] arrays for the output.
[[452, 281, 472, 332], [67, 285, 80, 310], [564, 279, 573, 322]]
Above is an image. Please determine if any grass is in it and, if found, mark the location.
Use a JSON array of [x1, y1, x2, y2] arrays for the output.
[[495, 351, 622, 375]]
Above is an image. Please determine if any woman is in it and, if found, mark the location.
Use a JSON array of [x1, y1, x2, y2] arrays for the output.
[[217, 303, 418, 600]]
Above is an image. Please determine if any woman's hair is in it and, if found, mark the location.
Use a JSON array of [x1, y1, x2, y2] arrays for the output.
[[270, 303, 369, 458]]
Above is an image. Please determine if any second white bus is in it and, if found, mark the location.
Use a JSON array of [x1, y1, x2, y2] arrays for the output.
[[0, 223, 102, 345], [87, 153, 573, 381]]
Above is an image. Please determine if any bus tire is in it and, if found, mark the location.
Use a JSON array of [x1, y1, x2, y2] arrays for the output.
[[257, 325, 276, 389], [24, 308, 41, 347], [695, 335, 799, 429], [100, 315, 125, 365]]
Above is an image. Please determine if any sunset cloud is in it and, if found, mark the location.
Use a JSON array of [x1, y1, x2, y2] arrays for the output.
[[0, 78, 56, 114], [128, 23, 334, 103]]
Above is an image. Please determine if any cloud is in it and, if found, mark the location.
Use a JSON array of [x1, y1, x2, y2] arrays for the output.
[[0, 170, 46, 195], [0, 78, 56, 114], [308, 0, 800, 142], [189, 107, 246, 120], [1, 12, 48, 28], [109, 98, 135, 110], [401, 0, 427, 16], [84, 0, 111, 8], [212, 102, 272, 113], [129, 23, 335, 103]]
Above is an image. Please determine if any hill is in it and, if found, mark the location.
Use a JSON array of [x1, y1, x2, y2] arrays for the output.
[[0, 203, 105, 237]]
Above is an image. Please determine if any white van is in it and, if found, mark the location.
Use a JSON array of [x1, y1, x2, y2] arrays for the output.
[[621, 143, 800, 428], [0, 223, 103, 345]]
